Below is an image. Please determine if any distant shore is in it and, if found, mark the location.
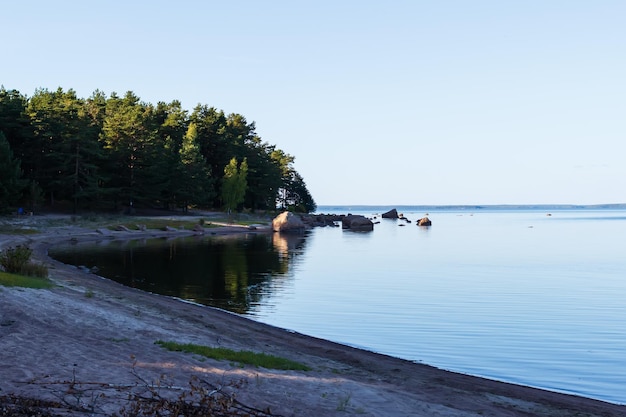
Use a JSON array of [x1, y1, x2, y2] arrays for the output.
[[317, 204, 626, 212]]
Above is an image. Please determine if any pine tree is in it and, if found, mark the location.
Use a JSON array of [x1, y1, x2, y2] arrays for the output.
[[221, 157, 248, 215], [0, 132, 26, 212], [175, 123, 214, 210]]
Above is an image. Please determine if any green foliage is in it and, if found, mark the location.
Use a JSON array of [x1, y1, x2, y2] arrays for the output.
[[278, 170, 317, 213], [336, 392, 353, 411], [0, 86, 316, 213], [0, 87, 29, 145], [221, 157, 248, 213], [26, 180, 44, 214], [242, 143, 283, 211], [0, 131, 26, 211], [175, 122, 214, 210], [100, 91, 155, 210], [155, 340, 311, 371], [0, 226, 39, 235], [23, 88, 106, 212], [19, 262, 49, 278], [0, 245, 32, 273], [114, 218, 210, 230], [0, 245, 49, 278]]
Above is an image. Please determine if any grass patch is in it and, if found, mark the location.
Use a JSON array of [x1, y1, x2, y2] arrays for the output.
[[114, 217, 269, 231], [230, 219, 271, 226], [18, 262, 49, 278], [155, 340, 311, 371], [0, 270, 54, 289], [115, 219, 197, 230], [110, 337, 130, 343], [114, 218, 225, 231], [0, 226, 40, 235], [1, 213, 269, 236]]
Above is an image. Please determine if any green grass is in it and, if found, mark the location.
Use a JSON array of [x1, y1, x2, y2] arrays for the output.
[[155, 340, 311, 371], [115, 217, 270, 231], [0, 270, 54, 289], [229, 218, 271, 226], [115, 219, 199, 230], [115, 218, 229, 231], [0, 226, 40, 235], [1, 213, 270, 235]]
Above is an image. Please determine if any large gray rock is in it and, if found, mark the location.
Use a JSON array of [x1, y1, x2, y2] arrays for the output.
[[381, 208, 399, 219], [272, 211, 305, 233], [341, 214, 374, 231]]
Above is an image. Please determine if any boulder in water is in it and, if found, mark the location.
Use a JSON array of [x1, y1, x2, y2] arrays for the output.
[[272, 211, 305, 233]]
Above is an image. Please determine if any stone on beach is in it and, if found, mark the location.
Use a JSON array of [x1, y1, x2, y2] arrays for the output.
[[272, 211, 305, 233]]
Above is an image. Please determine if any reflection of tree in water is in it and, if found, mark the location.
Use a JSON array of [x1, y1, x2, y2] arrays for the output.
[[241, 232, 308, 310], [220, 233, 308, 313], [221, 239, 248, 299], [49, 233, 310, 315]]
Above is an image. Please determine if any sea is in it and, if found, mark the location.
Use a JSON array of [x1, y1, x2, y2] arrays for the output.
[[49, 205, 626, 404]]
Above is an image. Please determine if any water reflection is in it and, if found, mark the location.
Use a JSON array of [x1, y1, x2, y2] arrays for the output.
[[49, 232, 309, 314], [272, 232, 307, 257]]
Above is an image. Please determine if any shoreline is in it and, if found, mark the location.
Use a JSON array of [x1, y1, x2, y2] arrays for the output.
[[1, 218, 625, 416]]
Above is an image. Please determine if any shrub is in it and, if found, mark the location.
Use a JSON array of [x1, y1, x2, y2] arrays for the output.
[[0, 245, 48, 278], [0, 245, 33, 273], [19, 262, 49, 278]]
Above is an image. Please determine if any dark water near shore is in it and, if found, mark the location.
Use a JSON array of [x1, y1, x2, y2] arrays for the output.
[[49, 207, 626, 404]]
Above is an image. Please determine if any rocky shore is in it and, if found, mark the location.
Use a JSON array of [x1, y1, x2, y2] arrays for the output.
[[0, 215, 624, 416]]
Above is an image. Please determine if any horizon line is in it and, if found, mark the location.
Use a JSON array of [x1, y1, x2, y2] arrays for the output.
[[316, 203, 626, 208]]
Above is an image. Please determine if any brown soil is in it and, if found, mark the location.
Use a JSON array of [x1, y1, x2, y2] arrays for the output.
[[1, 216, 624, 416]]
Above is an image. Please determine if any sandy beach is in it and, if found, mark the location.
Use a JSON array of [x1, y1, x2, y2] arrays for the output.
[[1, 215, 625, 416]]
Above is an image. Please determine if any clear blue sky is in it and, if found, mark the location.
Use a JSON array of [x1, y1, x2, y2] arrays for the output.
[[4, 1, 625, 205]]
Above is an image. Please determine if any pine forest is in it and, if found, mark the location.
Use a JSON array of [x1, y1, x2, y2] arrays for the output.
[[0, 87, 316, 214]]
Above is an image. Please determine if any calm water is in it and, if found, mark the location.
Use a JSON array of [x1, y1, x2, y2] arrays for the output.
[[49, 208, 626, 404]]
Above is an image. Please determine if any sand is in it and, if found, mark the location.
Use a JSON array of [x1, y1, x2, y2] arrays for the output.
[[0, 215, 624, 416]]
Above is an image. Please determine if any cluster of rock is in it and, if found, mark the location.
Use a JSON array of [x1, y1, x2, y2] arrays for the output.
[[300, 213, 344, 228], [380, 208, 431, 226], [271, 208, 432, 233], [272, 212, 374, 232]]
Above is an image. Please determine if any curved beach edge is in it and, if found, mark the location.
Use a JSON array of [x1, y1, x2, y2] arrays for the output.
[[0, 221, 624, 416]]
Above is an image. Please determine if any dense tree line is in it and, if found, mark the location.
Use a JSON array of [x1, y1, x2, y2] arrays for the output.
[[0, 87, 316, 214]]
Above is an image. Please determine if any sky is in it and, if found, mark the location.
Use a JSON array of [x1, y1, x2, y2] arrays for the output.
[[3, 1, 625, 206]]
